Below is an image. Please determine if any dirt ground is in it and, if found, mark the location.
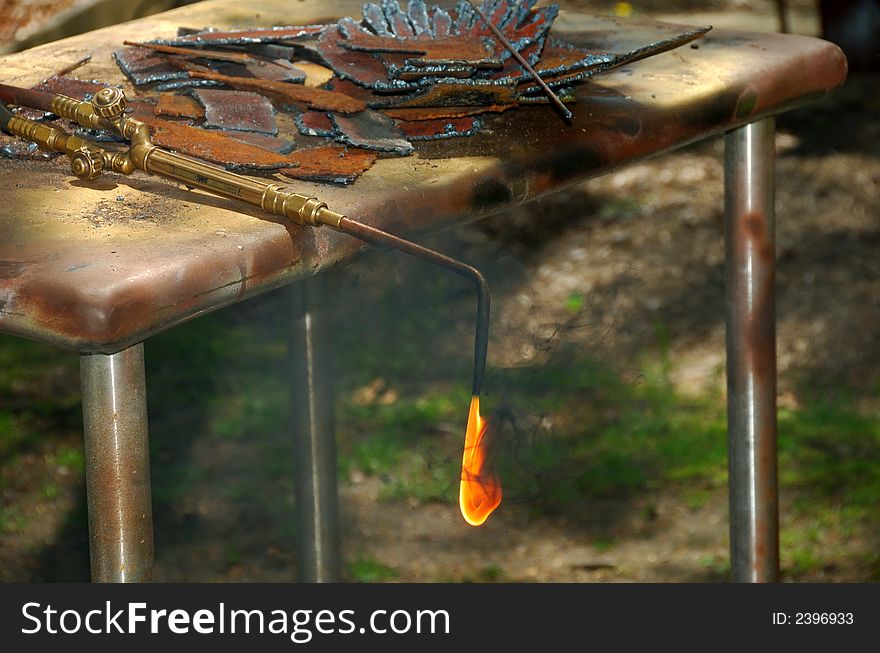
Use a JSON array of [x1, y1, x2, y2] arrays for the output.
[[1, 1, 877, 582]]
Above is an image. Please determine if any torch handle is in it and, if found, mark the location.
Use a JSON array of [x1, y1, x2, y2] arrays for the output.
[[141, 148, 344, 228]]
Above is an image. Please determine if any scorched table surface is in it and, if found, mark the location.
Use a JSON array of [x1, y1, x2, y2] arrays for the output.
[[0, 0, 846, 352]]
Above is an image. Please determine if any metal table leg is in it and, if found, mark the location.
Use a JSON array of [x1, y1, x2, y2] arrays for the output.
[[288, 277, 341, 582], [80, 342, 154, 582], [724, 119, 780, 582]]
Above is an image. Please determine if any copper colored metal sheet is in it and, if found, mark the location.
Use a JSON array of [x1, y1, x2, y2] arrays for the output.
[[186, 69, 366, 113], [381, 103, 516, 120], [155, 93, 204, 119], [295, 110, 336, 137], [396, 116, 481, 140], [330, 110, 413, 155], [315, 26, 391, 89], [279, 145, 379, 185], [192, 88, 277, 135]]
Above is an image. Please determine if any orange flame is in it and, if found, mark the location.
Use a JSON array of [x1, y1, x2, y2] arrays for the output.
[[459, 395, 502, 526]]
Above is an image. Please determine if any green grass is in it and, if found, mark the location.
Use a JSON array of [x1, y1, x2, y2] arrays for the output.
[[349, 556, 397, 582], [2, 281, 877, 581]]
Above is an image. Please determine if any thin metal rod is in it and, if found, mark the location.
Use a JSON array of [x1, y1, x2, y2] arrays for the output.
[[470, 3, 573, 121], [0, 82, 55, 113], [80, 343, 154, 583], [337, 217, 490, 396], [289, 277, 341, 583], [724, 119, 779, 582]]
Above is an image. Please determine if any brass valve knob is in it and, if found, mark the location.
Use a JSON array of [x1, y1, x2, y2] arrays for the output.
[[70, 147, 105, 180], [91, 87, 127, 120]]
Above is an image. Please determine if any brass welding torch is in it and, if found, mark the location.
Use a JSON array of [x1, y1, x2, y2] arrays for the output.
[[0, 85, 489, 395], [0, 87, 345, 229]]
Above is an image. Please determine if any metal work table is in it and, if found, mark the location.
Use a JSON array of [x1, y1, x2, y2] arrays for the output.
[[0, 0, 846, 582]]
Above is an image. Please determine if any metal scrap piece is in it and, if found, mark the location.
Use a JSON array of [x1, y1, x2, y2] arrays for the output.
[[185, 69, 366, 113], [315, 26, 392, 89], [155, 93, 205, 119], [337, 17, 496, 62], [123, 41, 307, 83], [330, 110, 413, 155], [516, 27, 712, 94], [34, 76, 106, 98], [317, 2, 564, 89], [146, 119, 298, 169], [0, 135, 58, 160], [431, 7, 453, 38], [324, 76, 376, 103], [396, 115, 481, 140], [191, 89, 277, 135], [150, 24, 327, 47], [408, 0, 431, 36], [363, 3, 393, 37], [390, 63, 477, 81], [368, 80, 519, 109], [382, 0, 415, 38], [113, 48, 188, 86], [227, 132, 295, 154], [245, 43, 298, 61], [381, 103, 516, 120], [279, 146, 379, 185], [154, 78, 224, 91], [294, 111, 337, 137]]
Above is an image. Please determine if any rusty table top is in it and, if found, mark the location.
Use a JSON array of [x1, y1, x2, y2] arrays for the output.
[[0, 0, 846, 353]]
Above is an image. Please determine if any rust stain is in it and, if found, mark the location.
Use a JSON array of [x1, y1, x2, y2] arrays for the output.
[[744, 211, 775, 263], [147, 119, 297, 169], [155, 93, 204, 120], [743, 212, 776, 379]]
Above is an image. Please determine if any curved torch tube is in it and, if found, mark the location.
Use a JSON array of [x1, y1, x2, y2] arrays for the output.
[[0, 83, 500, 525]]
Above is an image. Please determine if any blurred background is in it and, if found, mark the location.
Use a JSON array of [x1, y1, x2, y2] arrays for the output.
[[0, 0, 877, 581]]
